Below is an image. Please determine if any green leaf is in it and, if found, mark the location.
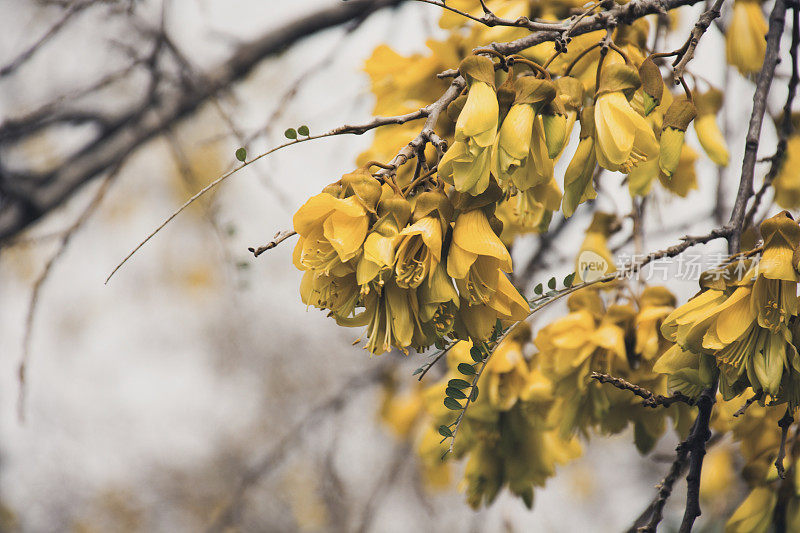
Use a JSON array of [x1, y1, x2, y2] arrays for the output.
[[438, 425, 453, 437], [235, 147, 247, 162], [298, 125, 310, 136], [470, 346, 484, 362], [448, 378, 471, 389], [412, 366, 424, 376], [491, 319, 503, 341], [446, 387, 467, 399], [444, 397, 463, 410], [546, 290, 558, 297], [470, 385, 479, 401], [284, 128, 297, 139], [548, 277, 556, 290], [564, 272, 575, 287], [457, 363, 476, 376], [534, 283, 543, 295]]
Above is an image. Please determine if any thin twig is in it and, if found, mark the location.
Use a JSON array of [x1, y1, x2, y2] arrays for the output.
[[248, 230, 298, 257], [0, 1, 92, 78], [671, 0, 725, 83], [591, 372, 695, 408]]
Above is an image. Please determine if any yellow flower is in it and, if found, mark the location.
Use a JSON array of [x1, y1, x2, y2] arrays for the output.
[[356, 187, 411, 286], [695, 114, 730, 166], [492, 77, 556, 191], [594, 65, 659, 173], [659, 212, 800, 403], [563, 106, 598, 217], [447, 209, 529, 320], [726, 0, 768, 76], [484, 325, 532, 410], [635, 286, 676, 360], [774, 133, 800, 209], [418, 262, 460, 333], [394, 216, 443, 289], [512, 176, 562, 228], [659, 99, 697, 177], [658, 143, 699, 197], [357, 280, 422, 355], [439, 56, 499, 195], [300, 271, 360, 319], [292, 193, 369, 274], [595, 91, 659, 173]]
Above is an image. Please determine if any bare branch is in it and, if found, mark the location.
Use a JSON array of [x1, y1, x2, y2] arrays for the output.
[[590, 372, 695, 408], [671, 0, 725, 83], [0, 1, 92, 78], [0, 0, 409, 245], [727, 0, 788, 253], [248, 230, 298, 257]]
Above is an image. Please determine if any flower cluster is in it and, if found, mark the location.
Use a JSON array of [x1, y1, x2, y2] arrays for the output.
[[293, 167, 529, 354], [380, 325, 581, 508], [535, 286, 692, 448], [656, 212, 800, 408]]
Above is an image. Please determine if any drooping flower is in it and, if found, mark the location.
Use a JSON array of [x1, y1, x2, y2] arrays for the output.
[[293, 193, 370, 275], [694, 88, 730, 167], [356, 186, 412, 286], [447, 208, 528, 320], [635, 286, 677, 360], [773, 114, 800, 209], [594, 64, 659, 173], [439, 55, 499, 195], [394, 217, 442, 289], [726, 0, 768, 76], [563, 106, 598, 217], [658, 143, 699, 197], [491, 77, 556, 191]]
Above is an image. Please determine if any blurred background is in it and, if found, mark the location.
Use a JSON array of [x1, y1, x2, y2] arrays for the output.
[[0, 0, 782, 531]]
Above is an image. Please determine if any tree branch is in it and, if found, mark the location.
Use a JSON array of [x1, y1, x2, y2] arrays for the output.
[[0, 0, 408, 245], [591, 372, 695, 408]]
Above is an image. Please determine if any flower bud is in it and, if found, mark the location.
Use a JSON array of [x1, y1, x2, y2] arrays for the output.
[[660, 99, 697, 177], [638, 57, 664, 116]]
